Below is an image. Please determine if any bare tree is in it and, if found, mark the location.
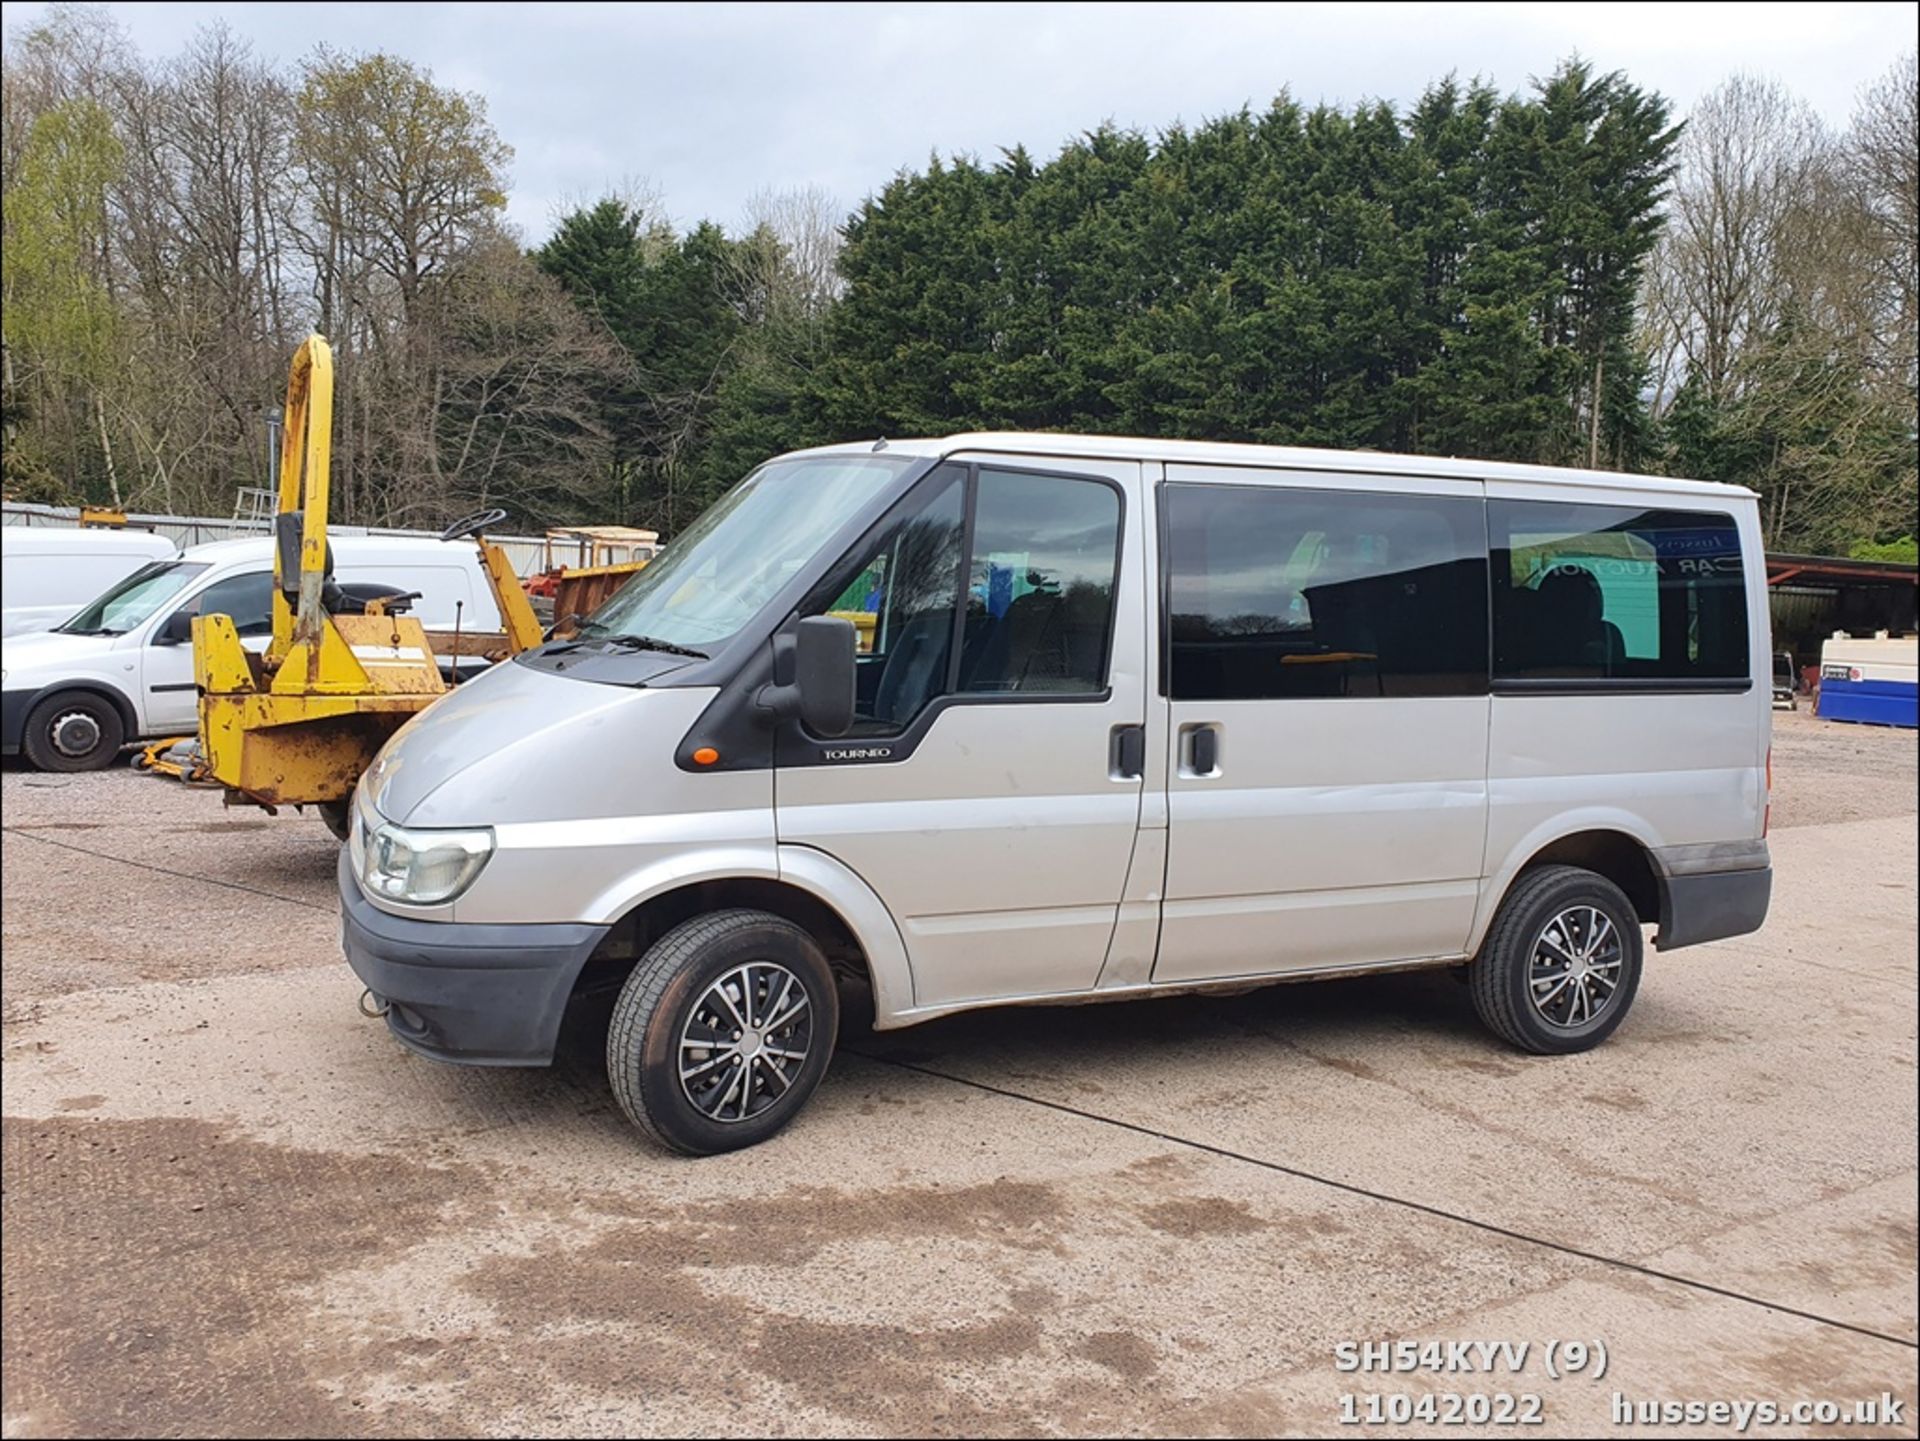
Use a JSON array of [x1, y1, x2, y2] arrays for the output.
[[741, 184, 845, 321], [1846, 51, 1918, 401], [1644, 75, 1827, 415]]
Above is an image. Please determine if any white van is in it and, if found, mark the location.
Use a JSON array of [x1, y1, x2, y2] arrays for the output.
[[339, 435, 1773, 1155], [2, 526, 178, 638], [3, 533, 503, 770]]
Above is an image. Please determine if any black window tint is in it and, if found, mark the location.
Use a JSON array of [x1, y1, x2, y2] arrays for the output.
[[1490, 502, 1747, 682], [819, 474, 966, 735], [182, 570, 274, 637], [1165, 484, 1489, 700], [958, 470, 1121, 695]]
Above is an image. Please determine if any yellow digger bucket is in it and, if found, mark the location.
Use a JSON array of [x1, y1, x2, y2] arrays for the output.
[[194, 610, 446, 808]]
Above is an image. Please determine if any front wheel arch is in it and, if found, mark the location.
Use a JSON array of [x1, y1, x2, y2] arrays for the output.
[[570, 875, 877, 1019]]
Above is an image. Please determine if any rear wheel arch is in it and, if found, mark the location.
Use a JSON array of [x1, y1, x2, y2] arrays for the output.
[[1511, 828, 1660, 926]]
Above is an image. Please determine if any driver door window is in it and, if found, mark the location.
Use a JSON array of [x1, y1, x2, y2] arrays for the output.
[[817, 467, 1123, 737], [176, 570, 275, 639], [824, 475, 966, 735]]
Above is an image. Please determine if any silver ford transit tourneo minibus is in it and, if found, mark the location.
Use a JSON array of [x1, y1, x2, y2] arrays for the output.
[[341, 435, 1773, 1154]]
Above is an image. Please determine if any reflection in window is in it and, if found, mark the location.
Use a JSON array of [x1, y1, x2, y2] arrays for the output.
[[1491, 502, 1747, 681], [824, 476, 966, 733], [958, 471, 1120, 695]]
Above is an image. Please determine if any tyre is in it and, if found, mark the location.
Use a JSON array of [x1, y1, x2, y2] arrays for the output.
[[1468, 865, 1644, 1055], [607, 909, 839, 1155], [21, 691, 126, 772], [317, 801, 352, 842]]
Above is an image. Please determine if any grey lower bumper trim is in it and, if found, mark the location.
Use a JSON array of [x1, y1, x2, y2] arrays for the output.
[[1651, 839, 1771, 878], [338, 848, 609, 1066], [2, 687, 43, 755], [1656, 865, 1772, 951]]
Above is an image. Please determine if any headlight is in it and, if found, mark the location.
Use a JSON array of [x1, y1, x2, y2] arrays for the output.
[[353, 794, 493, 905]]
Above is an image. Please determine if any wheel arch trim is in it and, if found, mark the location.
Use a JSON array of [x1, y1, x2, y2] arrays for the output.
[[573, 842, 915, 1025], [18, 682, 139, 752], [1472, 810, 1663, 956], [775, 843, 915, 1025]]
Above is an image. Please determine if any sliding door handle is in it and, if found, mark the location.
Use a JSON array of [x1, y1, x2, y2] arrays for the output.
[[1109, 723, 1145, 780], [1180, 723, 1221, 777], [1190, 726, 1219, 775]]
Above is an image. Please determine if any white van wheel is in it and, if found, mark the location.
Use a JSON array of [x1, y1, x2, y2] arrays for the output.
[[607, 909, 839, 1156], [21, 691, 125, 772], [1469, 865, 1643, 1055]]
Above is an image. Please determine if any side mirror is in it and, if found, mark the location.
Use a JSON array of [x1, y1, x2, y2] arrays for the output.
[[153, 610, 193, 647], [760, 615, 857, 737]]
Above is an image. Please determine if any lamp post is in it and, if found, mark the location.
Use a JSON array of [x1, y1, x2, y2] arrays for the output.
[[263, 407, 283, 489]]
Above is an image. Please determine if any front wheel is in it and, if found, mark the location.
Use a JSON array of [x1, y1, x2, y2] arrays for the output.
[[21, 691, 125, 772], [1468, 865, 1644, 1055], [607, 909, 839, 1155], [317, 801, 352, 842]]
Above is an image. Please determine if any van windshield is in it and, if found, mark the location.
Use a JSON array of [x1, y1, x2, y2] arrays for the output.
[[57, 560, 210, 636], [581, 454, 914, 651]]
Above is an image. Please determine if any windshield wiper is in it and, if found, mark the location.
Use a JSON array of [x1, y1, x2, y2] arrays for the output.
[[597, 632, 709, 660], [547, 617, 707, 659], [55, 626, 117, 636]]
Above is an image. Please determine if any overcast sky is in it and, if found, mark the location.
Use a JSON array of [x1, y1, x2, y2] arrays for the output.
[[8, 1, 1917, 241]]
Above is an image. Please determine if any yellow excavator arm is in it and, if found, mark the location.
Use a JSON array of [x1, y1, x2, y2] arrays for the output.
[[271, 335, 336, 674]]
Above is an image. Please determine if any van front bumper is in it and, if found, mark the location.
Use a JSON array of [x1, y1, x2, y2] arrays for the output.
[[2, 688, 42, 754], [338, 849, 608, 1066], [1652, 841, 1772, 951]]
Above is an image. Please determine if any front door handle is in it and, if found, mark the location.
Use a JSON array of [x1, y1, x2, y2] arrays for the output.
[[1110, 723, 1145, 780], [1186, 724, 1221, 777]]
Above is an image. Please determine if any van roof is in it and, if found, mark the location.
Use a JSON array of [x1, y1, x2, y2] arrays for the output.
[[2, 526, 177, 554], [177, 533, 471, 565], [794, 433, 1758, 499]]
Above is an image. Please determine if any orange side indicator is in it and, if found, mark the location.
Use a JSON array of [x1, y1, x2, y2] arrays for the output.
[[692, 746, 720, 767]]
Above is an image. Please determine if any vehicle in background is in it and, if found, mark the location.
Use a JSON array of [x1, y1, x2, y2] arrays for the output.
[[524, 525, 659, 624], [1, 533, 504, 772], [186, 335, 550, 838], [1817, 630, 1919, 728], [2, 527, 178, 638], [340, 433, 1774, 1156], [1772, 650, 1797, 709]]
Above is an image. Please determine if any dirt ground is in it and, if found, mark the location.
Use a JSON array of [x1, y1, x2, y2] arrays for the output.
[[2, 711, 1915, 1438]]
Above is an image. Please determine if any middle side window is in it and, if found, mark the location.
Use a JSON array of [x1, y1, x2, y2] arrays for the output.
[[1164, 482, 1489, 700]]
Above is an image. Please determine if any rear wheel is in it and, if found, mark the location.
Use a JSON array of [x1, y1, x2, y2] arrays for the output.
[[21, 691, 125, 772], [1469, 865, 1643, 1054], [607, 909, 839, 1155]]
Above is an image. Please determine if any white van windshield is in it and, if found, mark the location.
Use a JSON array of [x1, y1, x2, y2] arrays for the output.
[[57, 560, 210, 636], [580, 455, 913, 651]]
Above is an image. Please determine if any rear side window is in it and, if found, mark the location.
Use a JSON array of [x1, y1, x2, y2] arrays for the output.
[[1164, 484, 1489, 700], [1490, 501, 1748, 684]]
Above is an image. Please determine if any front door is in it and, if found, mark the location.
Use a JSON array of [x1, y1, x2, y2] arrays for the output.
[[141, 569, 275, 733], [1153, 470, 1492, 983], [776, 458, 1148, 1011]]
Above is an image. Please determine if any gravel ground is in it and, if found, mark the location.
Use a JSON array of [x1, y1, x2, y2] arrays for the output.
[[1767, 703, 1919, 829], [1, 714, 1914, 1438]]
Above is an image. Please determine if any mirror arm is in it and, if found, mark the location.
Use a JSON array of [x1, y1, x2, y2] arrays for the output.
[[755, 632, 802, 721]]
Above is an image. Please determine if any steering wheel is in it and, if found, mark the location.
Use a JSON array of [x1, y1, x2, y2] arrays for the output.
[[439, 507, 510, 542]]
